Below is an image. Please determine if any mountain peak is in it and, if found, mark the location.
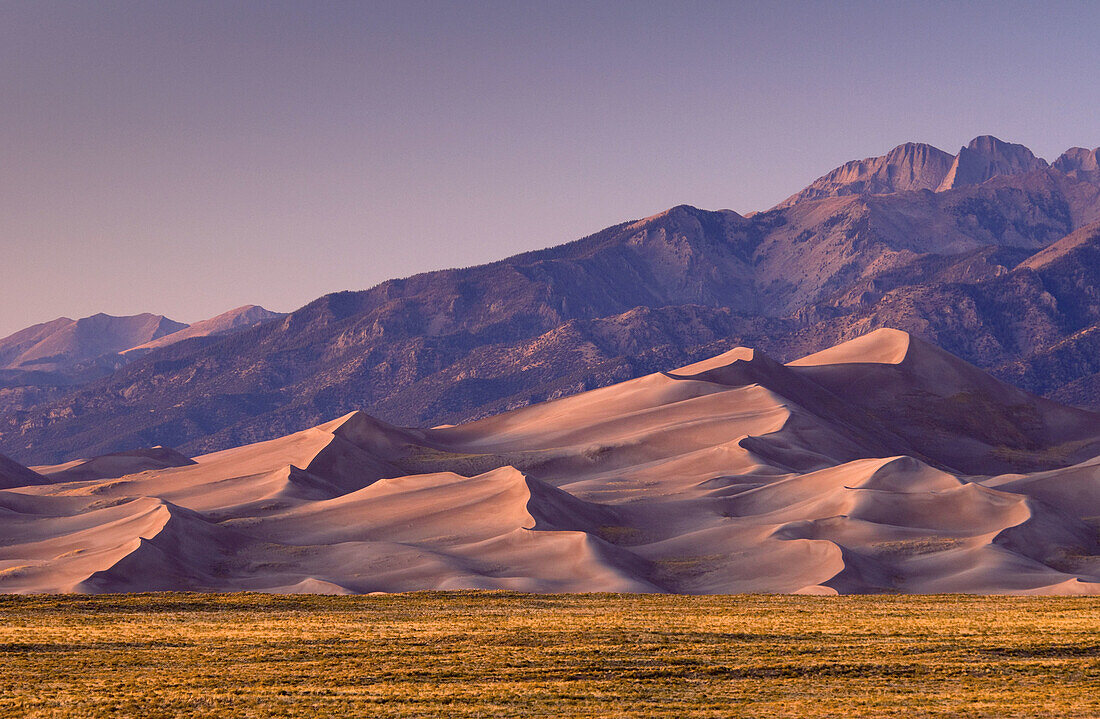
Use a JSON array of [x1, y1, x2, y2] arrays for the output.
[[966, 134, 1012, 152], [630, 203, 740, 228], [936, 135, 1048, 191], [0, 313, 186, 371], [776, 142, 953, 207], [121, 305, 285, 357], [1053, 147, 1100, 175], [777, 136, 1063, 208]]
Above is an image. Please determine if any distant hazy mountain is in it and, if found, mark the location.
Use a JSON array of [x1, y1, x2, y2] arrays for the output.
[[0, 306, 285, 375], [0, 306, 284, 427], [121, 305, 285, 358], [0, 313, 186, 372], [3, 135, 1100, 465]]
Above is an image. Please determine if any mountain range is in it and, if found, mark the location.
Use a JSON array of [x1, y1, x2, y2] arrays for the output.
[[0, 313, 187, 374], [0, 306, 283, 420], [1, 329, 1097, 594], [2, 135, 1100, 466], [0, 305, 283, 374]]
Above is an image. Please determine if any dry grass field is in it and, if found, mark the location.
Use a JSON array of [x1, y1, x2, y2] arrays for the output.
[[0, 592, 1097, 718]]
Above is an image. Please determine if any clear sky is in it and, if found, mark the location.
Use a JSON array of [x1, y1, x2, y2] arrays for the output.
[[1, 0, 1097, 337]]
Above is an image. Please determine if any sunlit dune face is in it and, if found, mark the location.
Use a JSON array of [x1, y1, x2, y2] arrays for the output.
[[1, 328, 1098, 596]]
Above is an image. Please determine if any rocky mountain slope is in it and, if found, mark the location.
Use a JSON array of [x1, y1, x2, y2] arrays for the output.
[[777, 142, 954, 207], [2, 136, 1099, 465], [781, 135, 1062, 206], [936, 135, 1049, 191], [0, 306, 283, 376], [1, 330, 1098, 595], [0, 306, 284, 422]]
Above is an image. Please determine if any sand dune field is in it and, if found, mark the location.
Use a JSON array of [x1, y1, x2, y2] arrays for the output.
[[2, 329, 1098, 594]]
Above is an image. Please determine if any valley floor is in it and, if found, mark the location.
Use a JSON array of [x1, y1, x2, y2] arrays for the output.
[[1, 592, 1097, 718]]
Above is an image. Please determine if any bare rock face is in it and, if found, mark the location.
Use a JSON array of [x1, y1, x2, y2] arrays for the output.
[[778, 142, 954, 207], [1054, 147, 1100, 172], [937, 135, 1049, 191], [779, 136, 1054, 207], [1053, 147, 1100, 183]]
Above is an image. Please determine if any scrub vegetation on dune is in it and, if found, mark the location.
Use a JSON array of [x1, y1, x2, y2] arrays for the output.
[[0, 593, 1097, 718]]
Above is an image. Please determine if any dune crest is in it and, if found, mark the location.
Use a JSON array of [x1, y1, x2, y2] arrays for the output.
[[787, 328, 910, 366], [1, 329, 1099, 595]]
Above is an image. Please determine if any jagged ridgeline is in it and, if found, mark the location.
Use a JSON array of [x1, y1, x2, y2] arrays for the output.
[[1, 136, 1099, 466]]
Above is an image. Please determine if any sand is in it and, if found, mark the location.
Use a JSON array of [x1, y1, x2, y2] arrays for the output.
[[1, 329, 1098, 595]]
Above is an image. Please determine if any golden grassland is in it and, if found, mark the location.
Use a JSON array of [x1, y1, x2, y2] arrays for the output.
[[0, 592, 1097, 718]]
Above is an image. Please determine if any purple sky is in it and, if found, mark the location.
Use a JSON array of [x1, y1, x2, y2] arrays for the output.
[[1, 1, 1097, 337]]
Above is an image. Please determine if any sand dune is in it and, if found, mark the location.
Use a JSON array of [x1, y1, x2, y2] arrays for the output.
[[33, 447, 196, 483], [0, 453, 47, 490], [1, 328, 1098, 595]]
